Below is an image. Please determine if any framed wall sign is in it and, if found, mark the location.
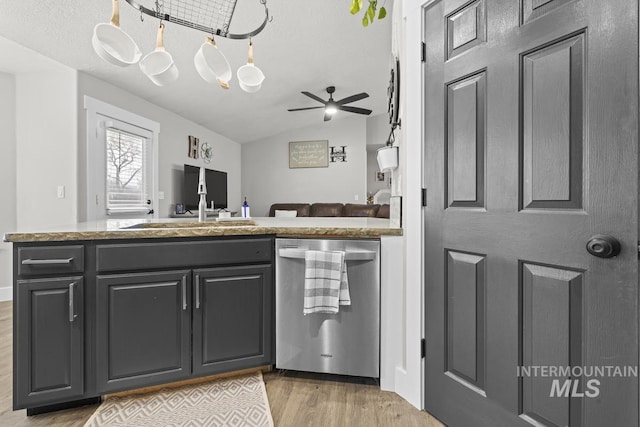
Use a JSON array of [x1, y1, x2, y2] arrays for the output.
[[289, 140, 329, 168]]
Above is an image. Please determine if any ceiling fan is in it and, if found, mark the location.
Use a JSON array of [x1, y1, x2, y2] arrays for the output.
[[288, 86, 372, 121]]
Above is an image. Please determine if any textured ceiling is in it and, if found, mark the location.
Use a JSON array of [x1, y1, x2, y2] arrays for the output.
[[0, 0, 393, 143]]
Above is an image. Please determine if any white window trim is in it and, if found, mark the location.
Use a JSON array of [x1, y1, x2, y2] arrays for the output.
[[84, 96, 160, 221]]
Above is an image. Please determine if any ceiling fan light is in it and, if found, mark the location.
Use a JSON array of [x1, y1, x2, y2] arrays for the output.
[[325, 103, 338, 115]]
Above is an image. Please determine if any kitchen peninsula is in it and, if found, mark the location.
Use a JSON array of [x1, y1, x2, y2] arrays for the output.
[[4, 217, 402, 242], [5, 217, 402, 414]]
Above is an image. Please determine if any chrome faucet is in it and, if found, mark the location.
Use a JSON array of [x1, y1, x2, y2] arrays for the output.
[[198, 167, 207, 222]]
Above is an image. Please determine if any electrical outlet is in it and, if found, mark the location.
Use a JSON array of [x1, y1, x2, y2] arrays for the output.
[[158, 191, 165, 200], [354, 194, 359, 201], [57, 185, 65, 199]]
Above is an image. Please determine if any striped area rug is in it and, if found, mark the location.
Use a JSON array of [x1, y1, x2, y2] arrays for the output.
[[84, 371, 273, 427]]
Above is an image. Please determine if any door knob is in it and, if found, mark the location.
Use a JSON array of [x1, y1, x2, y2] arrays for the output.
[[586, 235, 621, 258]]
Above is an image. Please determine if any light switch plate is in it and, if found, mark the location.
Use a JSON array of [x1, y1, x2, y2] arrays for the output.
[[57, 185, 65, 199], [158, 191, 165, 200]]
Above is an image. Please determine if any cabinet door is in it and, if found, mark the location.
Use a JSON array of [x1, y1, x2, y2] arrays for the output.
[[192, 265, 273, 376], [96, 270, 191, 393], [14, 277, 84, 409]]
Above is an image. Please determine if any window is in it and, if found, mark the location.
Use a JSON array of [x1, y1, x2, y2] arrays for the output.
[[105, 128, 150, 214], [84, 96, 159, 221]]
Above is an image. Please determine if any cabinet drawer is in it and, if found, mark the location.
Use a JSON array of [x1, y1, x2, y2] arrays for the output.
[[96, 238, 273, 273], [17, 245, 84, 276]]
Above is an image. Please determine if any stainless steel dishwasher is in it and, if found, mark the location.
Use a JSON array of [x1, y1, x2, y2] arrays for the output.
[[275, 238, 380, 378]]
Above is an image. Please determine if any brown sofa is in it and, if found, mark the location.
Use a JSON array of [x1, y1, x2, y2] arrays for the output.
[[269, 203, 389, 218]]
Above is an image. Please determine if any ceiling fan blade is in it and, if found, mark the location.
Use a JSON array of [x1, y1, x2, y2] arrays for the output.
[[301, 91, 327, 104], [287, 106, 325, 111], [339, 105, 373, 115], [336, 92, 369, 105], [324, 112, 333, 122]]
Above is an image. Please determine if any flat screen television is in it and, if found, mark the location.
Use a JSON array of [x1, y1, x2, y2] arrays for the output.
[[183, 165, 228, 210]]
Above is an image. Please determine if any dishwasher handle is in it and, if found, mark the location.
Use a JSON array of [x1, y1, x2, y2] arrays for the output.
[[278, 248, 376, 261]]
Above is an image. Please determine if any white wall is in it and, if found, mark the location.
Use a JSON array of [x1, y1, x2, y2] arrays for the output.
[[0, 72, 16, 301], [366, 114, 390, 197], [367, 113, 390, 147], [241, 115, 368, 216], [16, 69, 78, 230], [77, 72, 242, 218]]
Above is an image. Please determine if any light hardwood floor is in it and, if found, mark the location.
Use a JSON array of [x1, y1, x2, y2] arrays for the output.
[[0, 301, 442, 426]]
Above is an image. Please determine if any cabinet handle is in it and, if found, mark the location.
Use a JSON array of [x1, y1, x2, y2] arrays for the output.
[[195, 274, 200, 309], [182, 276, 187, 310], [68, 282, 76, 322], [22, 258, 73, 265]]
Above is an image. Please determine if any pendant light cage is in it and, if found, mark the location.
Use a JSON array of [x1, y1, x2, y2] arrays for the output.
[[124, 0, 269, 39]]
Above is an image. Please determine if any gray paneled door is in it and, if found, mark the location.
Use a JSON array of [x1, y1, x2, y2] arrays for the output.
[[423, 0, 638, 426]]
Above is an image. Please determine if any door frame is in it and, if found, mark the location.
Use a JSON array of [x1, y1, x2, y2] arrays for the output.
[[401, 0, 439, 411]]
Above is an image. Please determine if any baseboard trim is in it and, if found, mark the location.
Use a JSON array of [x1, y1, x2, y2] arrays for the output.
[[396, 366, 422, 410], [0, 286, 12, 302], [26, 397, 101, 416]]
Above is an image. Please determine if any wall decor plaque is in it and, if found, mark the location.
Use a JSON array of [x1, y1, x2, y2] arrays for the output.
[[289, 140, 329, 168]]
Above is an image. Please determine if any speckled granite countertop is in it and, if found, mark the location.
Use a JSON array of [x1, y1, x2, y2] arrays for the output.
[[3, 217, 403, 243]]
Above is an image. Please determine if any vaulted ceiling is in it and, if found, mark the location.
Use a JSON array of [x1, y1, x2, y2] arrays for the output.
[[0, 0, 393, 143]]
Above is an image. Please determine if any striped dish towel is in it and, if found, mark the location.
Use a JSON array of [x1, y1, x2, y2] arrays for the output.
[[303, 250, 350, 315]]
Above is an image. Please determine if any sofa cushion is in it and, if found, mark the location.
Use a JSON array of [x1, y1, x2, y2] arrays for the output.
[[310, 203, 344, 217], [343, 203, 380, 217], [268, 203, 310, 217], [376, 204, 390, 218], [275, 209, 298, 218]]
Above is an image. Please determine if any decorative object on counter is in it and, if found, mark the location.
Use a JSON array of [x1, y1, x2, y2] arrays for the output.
[[330, 146, 347, 162], [198, 166, 208, 222], [289, 140, 329, 168], [93, 0, 271, 91], [376, 171, 385, 181], [242, 196, 251, 218], [188, 135, 199, 158], [288, 86, 372, 122], [200, 142, 213, 163], [92, 0, 142, 67], [138, 23, 179, 86]]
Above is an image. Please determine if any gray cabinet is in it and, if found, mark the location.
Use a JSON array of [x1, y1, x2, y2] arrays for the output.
[[14, 276, 84, 409], [193, 265, 273, 376], [95, 271, 191, 393], [13, 236, 275, 412]]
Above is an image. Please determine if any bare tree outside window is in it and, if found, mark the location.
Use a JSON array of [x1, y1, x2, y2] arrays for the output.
[[106, 129, 147, 211]]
